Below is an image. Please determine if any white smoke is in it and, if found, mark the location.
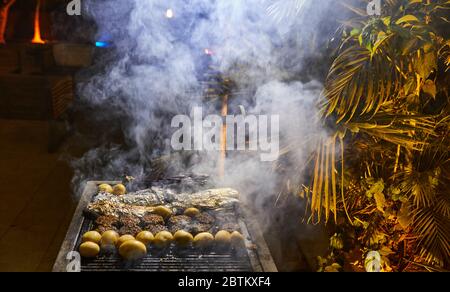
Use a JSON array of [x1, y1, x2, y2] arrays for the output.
[[73, 0, 344, 209]]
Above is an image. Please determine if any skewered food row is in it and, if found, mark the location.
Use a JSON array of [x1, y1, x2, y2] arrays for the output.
[[79, 229, 245, 260], [86, 185, 240, 219], [91, 207, 234, 236], [79, 184, 245, 261], [89, 186, 240, 237]]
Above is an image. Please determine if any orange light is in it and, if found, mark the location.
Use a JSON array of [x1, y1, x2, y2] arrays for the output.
[[31, 0, 45, 44], [218, 94, 229, 178]]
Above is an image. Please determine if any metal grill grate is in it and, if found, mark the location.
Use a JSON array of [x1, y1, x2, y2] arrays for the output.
[[81, 254, 252, 272], [54, 181, 277, 272], [76, 211, 254, 272]]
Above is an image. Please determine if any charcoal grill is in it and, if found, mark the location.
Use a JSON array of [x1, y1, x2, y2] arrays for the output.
[[53, 181, 277, 272]]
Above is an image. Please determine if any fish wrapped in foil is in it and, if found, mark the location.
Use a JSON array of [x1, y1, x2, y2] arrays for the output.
[[86, 187, 240, 218]]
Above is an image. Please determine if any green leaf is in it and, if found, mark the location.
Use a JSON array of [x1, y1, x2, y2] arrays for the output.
[[403, 77, 416, 95], [408, 0, 423, 5], [401, 38, 418, 55], [382, 17, 391, 26], [366, 180, 385, 198], [396, 15, 420, 25], [374, 192, 387, 213], [379, 246, 395, 256], [350, 28, 361, 37], [415, 51, 437, 79], [422, 79, 437, 98], [324, 264, 341, 272]]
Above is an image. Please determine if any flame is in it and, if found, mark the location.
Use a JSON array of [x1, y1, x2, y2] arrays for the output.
[[31, 0, 45, 44]]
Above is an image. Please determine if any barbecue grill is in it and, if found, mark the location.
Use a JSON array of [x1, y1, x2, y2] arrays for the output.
[[53, 181, 277, 272]]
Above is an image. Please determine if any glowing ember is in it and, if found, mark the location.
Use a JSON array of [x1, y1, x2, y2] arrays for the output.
[[31, 0, 45, 44], [165, 9, 174, 19]]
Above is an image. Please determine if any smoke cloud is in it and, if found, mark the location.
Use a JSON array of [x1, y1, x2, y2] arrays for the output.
[[71, 0, 348, 210]]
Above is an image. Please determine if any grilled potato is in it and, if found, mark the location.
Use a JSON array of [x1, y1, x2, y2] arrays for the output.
[[98, 184, 113, 194], [81, 231, 102, 244], [79, 242, 100, 258], [215, 230, 231, 245], [173, 230, 194, 247], [153, 206, 173, 219], [193, 232, 214, 249], [112, 184, 127, 196], [184, 208, 200, 217], [136, 231, 154, 246], [230, 231, 245, 248], [154, 231, 174, 248], [116, 235, 135, 248], [100, 230, 120, 249], [119, 240, 147, 261]]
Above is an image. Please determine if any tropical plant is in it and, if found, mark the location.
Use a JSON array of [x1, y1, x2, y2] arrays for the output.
[[299, 0, 450, 270]]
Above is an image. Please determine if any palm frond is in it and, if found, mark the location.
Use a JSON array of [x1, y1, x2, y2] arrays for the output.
[[347, 113, 437, 151], [321, 41, 408, 122], [413, 208, 450, 266]]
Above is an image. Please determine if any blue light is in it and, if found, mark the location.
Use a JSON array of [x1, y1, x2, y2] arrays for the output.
[[95, 41, 110, 48]]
